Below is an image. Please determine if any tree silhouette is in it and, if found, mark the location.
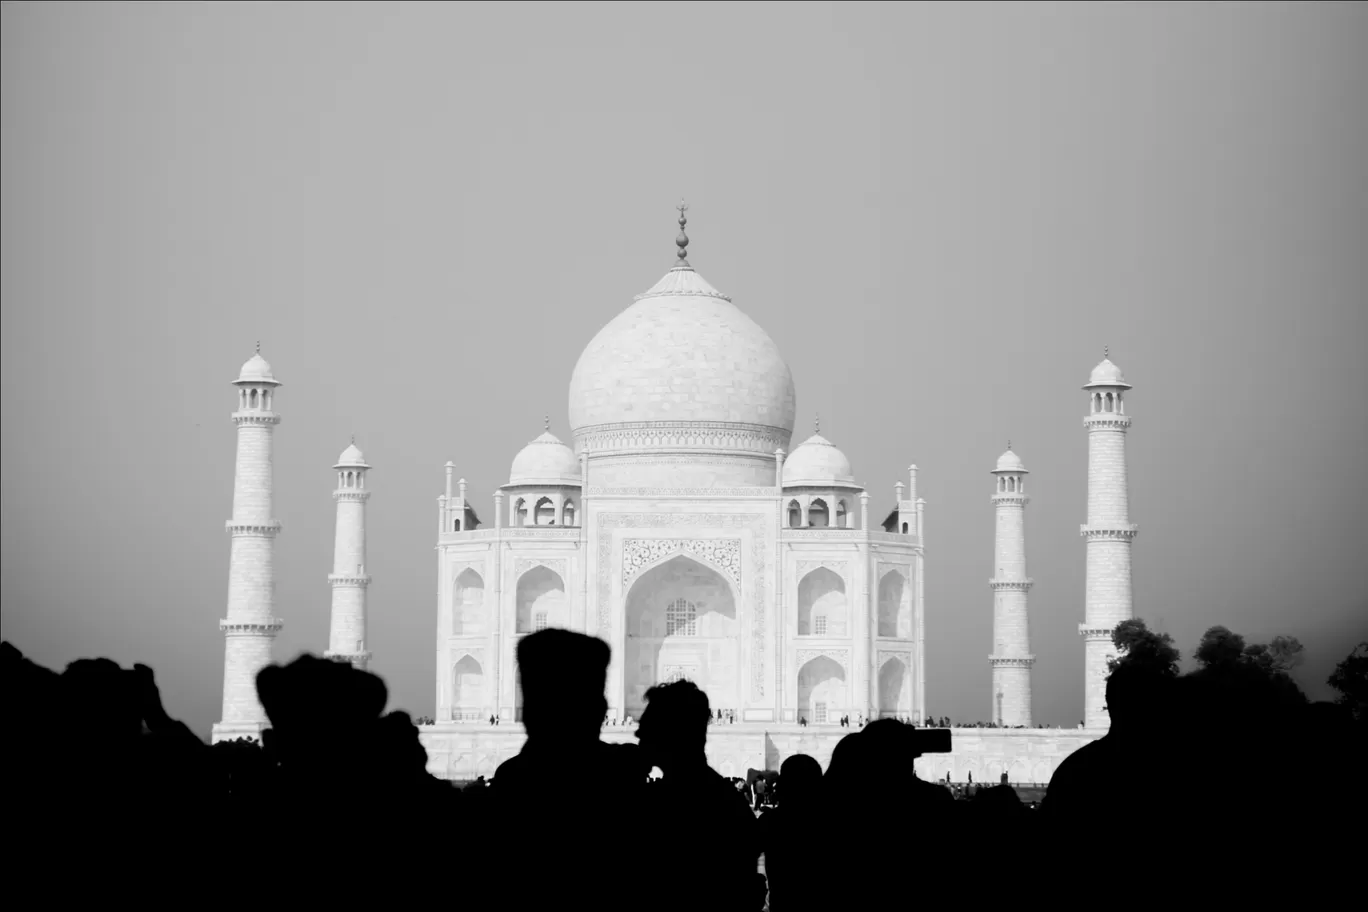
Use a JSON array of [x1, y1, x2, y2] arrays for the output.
[[1328, 641, 1368, 724], [1195, 625, 1246, 668], [1107, 619, 1180, 676]]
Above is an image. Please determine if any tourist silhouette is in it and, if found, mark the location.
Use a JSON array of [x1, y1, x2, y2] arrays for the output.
[[487, 629, 649, 911], [759, 753, 823, 912], [635, 678, 764, 912]]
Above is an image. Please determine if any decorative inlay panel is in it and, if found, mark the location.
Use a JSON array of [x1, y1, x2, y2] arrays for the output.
[[621, 539, 741, 587], [795, 560, 848, 581], [514, 557, 568, 580], [451, 646, 485, 666], [597, 513, 768, 699], [450, 561, 487, 582], [878, 649, 912, 671], [795, 648, 849, 673], [876, 562, 911, 583]]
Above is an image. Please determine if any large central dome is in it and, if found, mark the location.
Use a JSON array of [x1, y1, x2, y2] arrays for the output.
[[568, 262, 797, 487]]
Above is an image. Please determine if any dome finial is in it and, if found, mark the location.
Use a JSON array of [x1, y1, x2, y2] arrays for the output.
[[351, 433, 355, 445], [814, 413, 820, 435], [675, 199, 690, 267], [1103, 344, 1109, 360], [544, 414, 550, 432], [255, 340, 261, 355], [1007, 439, 1012, 451]]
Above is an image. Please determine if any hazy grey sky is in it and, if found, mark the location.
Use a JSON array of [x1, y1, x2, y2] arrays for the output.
[[3, 2, 1365, 737]]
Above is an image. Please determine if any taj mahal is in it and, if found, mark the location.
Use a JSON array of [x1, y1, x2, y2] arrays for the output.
[[211, 205, 1140, 784]]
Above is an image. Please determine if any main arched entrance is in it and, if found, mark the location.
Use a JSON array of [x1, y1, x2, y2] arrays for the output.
[[624, 554, 738, 718]]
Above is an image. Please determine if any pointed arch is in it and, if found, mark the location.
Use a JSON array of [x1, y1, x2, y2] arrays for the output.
[[835, 500, 848, 528], [516, 565, 566, 633], [807, 497, 829, 528], [452, 654, 484, 721], [878, 569, 911, 638], [453, 568, 485, 635], [787, 500, 802, 529], [878, 655, 908, 717], [624, 554, 738, 718], [514, 497, 529, 527], [562, 499, 576, 526], [534, 496, 555, 526], [796, 655, 846, 724], [797, 567, 846, 637]]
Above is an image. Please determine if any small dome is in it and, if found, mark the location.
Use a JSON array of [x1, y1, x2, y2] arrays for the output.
[[783, 434, 856, 486], [236, 352, 279, 385], [335, 443, 368, 468], [995, 448, 1026, 473], [1085, 357, 1131, 389], [509, 430, 581, 487]]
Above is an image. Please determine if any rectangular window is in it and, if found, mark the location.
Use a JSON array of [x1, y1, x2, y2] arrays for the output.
[[814, 702, 827, 724], [814, 615, 828, 636]]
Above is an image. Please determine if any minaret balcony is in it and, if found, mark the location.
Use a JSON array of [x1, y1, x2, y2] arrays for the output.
[[328, 573, 371, 588], [1078, 625, 1116, 640], [1083, 414, 1132, 431], [990, 493, 1029, 506], [988, 578, 1034, 591], [1079, 525, 1138, 542], [219, 618, 284, 635], [231, 411, 281, 427], [225, 520, 281, 536], [988, 655, 1036, 667], [332, 490, 371, 503]]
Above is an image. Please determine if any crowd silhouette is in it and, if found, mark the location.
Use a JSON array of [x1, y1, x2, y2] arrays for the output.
[[2, 628, 1363, 904]]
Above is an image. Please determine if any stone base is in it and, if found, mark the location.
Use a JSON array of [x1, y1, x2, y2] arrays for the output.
[[211, 721, 269, 744], [417, 723, 1103, 784]]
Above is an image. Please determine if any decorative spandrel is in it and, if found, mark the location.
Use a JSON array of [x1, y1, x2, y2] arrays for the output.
[[622, 538, 742, 588]]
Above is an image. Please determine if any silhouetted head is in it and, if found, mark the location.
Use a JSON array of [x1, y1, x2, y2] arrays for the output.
[[1104, 662, 1172, 732], [636, 678, 711, 770], [778, 753, 823, 805], [516, 629, 610, 741], [824, 730, 871, 796], [62, 657, 141, 741], [256, 654, 388, 762]]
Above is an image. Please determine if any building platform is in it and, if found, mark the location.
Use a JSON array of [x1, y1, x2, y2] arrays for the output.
[[418, 723, 1102, 784]]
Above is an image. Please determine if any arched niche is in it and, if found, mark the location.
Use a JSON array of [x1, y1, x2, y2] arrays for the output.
[[878, 656, 909, 717], [807, 498, 829, 528], [452, 654, 484, 721], [516, 565, 567, 634], [796, 655, 846, 725], [797, 567, 846, 637], [787, 500, 801, 529], [452, 568, 485, 636], [534, 496, 555, 526], [624, 554, 738, 718], [877, 569, 912, 638]]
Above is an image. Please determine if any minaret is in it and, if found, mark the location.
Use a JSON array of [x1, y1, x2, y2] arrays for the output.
[[989, 444, 1034, 727], [325, 439, 371, 669], [1079, 349, 1137, 730], [213, 345, 283, 743]]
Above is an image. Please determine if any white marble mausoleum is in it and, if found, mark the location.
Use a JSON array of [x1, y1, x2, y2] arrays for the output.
[[214, 207, 1142, 783]]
